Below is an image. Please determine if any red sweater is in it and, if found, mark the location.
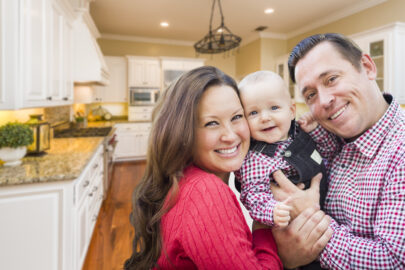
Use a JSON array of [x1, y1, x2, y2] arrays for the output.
[[155, 165, 282, 269]]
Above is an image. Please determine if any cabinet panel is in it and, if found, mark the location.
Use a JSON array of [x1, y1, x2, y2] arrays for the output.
[[22, 0, 49, 103], [94, 56, 127, 102], [127, 57, 161, 87], [351, 23, 405, 103], [0, 0, 73, 109], [0, 189, 63, 270]]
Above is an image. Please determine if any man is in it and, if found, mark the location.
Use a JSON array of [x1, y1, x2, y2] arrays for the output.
[[271, 33, 405, 269]]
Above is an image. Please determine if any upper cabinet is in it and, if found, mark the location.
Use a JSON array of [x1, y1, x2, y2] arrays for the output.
[[71, 11, 110, 86], [351, 22, 405, 103], [0, 0, 75, 110], [94, 56, 127, 103], [161, 58, 205, 90], [275, 54, 303, 103], [127, 57, 161, 88]]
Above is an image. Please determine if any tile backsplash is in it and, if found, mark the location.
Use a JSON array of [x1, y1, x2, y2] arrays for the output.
[[44, 106, 71, 126]]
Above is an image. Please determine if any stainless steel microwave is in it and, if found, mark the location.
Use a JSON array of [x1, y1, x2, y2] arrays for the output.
[[129, 87, 160, 106]]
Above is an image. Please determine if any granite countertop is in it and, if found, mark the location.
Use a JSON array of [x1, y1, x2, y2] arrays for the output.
[[0, 137, 104, 187]]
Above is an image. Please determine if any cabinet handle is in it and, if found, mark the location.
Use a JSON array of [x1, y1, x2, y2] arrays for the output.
[[63, 97, 68, 101], [89, 192, 94, 197], [93, 164, 98, 169], [92, 186, 98, 192], [47, 96, 52, 101], [83, 180, 90, 187]]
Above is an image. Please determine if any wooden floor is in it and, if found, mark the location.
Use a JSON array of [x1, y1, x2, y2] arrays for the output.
[[83, 161, 146, 270]]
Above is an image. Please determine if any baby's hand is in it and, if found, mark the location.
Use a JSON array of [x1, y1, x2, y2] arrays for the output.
[[273, 198, 292, 228], [297, 112, 318, 132]]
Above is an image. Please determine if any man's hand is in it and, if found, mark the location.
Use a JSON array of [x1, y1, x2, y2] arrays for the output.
[[298, 112, 318, 133], [272, 207, 333, 268], [271, 170, 321, 219]]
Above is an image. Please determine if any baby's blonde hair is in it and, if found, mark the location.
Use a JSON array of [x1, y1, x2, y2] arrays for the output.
[[238, 70, 290, 98]]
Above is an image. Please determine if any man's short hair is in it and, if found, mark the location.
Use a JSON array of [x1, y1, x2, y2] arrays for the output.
[[288, 33, 363, 83]]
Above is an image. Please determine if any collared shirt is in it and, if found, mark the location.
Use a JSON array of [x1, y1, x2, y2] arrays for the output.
[[311, 95, 405, 269], [235, 136, 297, 226]]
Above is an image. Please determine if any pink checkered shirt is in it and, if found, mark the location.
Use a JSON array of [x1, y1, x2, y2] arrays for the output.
[[235, 134, 298, 227], [311, 95, 405, 269]]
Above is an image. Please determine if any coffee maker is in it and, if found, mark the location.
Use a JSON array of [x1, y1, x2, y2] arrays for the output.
[[26, 114, 50, 155]]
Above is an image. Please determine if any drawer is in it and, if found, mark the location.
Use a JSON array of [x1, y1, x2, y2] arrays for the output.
[[129, 106, 153, 114], [75, 145, 104, 205]]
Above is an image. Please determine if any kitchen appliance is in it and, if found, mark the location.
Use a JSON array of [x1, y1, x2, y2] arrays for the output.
[[26, 114, 51, 155], [129, 87, 160, 106]]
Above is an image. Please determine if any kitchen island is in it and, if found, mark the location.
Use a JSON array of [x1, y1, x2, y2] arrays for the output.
[[0, 137, 104, 186], [0, 137, 106, 270]]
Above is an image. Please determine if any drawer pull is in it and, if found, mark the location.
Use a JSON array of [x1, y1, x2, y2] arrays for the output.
[[88, 192, 94, 197], [83, 180, 90, 187], [93, 164, 98, 169], [92, 186, 98, 192]]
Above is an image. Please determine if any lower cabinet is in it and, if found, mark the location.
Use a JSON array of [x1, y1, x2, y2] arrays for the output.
[[114, 123, 151, 161], [0, 145, 104, 270]]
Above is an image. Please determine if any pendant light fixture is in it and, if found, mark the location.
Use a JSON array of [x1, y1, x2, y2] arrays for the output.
[[194, 0, 241, 54]]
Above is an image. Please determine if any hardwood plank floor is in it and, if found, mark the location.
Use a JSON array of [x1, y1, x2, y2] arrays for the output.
[[83, 161, 146, 270]]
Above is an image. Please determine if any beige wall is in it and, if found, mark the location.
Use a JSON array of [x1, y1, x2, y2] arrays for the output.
[[97, 39, 236, 78], [234, 39, 261, 81], [260, 38, 288, 72], [287, 0, 405, 50]]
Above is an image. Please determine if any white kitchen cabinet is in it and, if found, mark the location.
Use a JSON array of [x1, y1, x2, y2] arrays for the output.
[[127, 57, 161, 87], [94, 56, 127, 102], [128, 106, 153, 121], [73, 145, 104, 270], [114, 123, 151, 161], [71, 11, 110, 86], [0, 179, 75, 270], [161, 58, 205, 89], [351, 22, 405, 103], [0, 0, 75, 110], [275, 54, 303, 103], [0, 144, 104, 270]]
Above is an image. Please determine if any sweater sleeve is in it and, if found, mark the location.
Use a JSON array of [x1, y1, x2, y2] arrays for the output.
[[182, 173, 282, 270]]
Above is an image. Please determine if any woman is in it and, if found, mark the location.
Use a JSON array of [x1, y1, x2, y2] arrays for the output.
[[124, 66, 283, 270]]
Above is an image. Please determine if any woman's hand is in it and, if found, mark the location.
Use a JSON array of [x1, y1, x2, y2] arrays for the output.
[[297, 112, 318, 133], [270, 170, 321, 219], [272, 207, 333, 268]]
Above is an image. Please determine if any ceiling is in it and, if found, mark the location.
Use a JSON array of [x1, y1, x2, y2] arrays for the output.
[[90, 0, 386, 44]]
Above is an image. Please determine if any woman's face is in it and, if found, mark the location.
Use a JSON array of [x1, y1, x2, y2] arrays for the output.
[[193, 84, 250, 181]]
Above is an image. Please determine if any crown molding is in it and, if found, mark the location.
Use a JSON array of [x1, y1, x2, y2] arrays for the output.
[[285, 0, 387, 38], [100, 33, 195, 46]]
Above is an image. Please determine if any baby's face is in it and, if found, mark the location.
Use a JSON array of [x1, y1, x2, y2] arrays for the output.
[[240, 81, 295, 144]]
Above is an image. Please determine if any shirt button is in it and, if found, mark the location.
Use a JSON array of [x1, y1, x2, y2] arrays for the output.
[[284, 150, 292, 157]]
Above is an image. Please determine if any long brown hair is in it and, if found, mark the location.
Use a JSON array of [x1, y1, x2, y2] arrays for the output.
[[124, 66, 239, 270]]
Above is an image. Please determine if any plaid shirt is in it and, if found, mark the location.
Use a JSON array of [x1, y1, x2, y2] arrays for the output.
[[235, 134, 299, 226], [311, 95, 405, 269]]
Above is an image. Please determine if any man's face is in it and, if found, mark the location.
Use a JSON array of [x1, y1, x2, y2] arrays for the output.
[[295, 42, 378, 139]]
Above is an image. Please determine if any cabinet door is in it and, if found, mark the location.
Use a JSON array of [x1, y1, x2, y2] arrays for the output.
[[75, 198, 89, 270], [353, 32, 388, 92], [96, 56, 127, 102], [114, 131, 138, 159], [128, 59, 145, 87], [0, 187, 66, 270], [144, 60, 161, 87], [21, 0, 50, 104], [49, 3, 63, 101]]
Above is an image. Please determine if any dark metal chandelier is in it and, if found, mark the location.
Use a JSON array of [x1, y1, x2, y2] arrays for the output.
[[194, 0, 241, 54]]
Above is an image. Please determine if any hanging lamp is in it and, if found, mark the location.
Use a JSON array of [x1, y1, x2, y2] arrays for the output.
[[194, 0, 241, 54]]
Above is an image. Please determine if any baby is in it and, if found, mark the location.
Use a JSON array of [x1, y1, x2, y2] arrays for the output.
[[235, 71, 327, 228]]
